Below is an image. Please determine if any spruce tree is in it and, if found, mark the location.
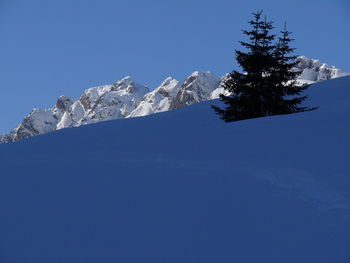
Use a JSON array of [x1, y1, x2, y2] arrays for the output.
[[271, 23, 316, 114], [213, 11, 277, 121], [213, 12, 315, 122]]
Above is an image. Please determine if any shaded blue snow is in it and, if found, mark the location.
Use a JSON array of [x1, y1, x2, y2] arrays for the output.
[[1, 76, 350, 262]]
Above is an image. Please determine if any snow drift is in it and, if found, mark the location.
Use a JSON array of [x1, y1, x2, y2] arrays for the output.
[[0, 76, 350, 262]]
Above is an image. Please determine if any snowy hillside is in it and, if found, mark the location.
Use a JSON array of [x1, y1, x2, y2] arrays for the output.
[[1, 76, 350, 262], [1, 56, 349, 143]]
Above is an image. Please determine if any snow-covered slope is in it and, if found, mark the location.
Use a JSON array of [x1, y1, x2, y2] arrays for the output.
[[1, 76, 350, 262], [1, 56, 348, 143]]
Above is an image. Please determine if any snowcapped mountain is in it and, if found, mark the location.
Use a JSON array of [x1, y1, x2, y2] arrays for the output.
[[4, 77, 149, 142], [295, 56, 349, 84], [57, 76, 149, 129], [1, 56, 349, 143], [129, 72, 221, 118], [168, 71, 221, 110], [128, 77, 182, 118]]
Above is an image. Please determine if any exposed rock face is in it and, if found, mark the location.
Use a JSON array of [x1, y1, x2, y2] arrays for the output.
[[295, 56, 350, 84], [3, 77, 149, 143], [169, 72, 220, 110], [129, 72, 221, 118], [54, 96, 74, 116], [56, 76, 149, 129], [1, 56, 349, 143], [10, 109, 59, 141], [128, 77, 182, 118], [0, 134, 11, 144]]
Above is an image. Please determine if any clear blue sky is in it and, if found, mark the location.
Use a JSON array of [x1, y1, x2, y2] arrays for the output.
[[0, 0, 349, 134]]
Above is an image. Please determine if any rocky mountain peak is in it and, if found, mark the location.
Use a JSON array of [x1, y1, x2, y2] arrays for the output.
[[112, 76, 144, 93], [55, 95, 73, 111], [295, 56, 349, 83], [1, 56, 348, 143], [169, 71, 220, 110]]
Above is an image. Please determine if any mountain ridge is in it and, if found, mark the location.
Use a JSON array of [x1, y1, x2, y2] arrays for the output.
[[1, 56, 349, 143]]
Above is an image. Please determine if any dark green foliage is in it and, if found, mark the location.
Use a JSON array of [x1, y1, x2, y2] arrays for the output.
[[271, 23, 317, 114], [213, 11, 316, 122]]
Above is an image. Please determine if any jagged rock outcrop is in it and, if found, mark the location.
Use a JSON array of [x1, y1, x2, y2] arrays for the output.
[[57, 76, 149, 129], [169, 71, 220, 110], [129, 72, 221, 118], [53, 95, 74, 119], [11, 109, 59, 141], [295, 56, 349, 84], [128, 77, 182, 118], [1, 56, 349, 143]]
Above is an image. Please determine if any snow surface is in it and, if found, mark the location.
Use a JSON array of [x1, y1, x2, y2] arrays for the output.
[[1, 76, 350, 262]]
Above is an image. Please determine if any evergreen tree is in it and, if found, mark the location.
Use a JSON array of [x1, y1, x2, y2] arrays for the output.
[[213, 12, 315, 122], [271, 23, 316, 114]]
